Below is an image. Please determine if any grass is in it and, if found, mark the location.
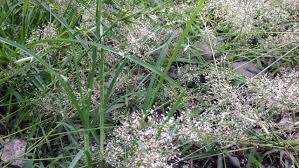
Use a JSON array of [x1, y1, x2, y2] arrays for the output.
[[0, 0, 299, 167]]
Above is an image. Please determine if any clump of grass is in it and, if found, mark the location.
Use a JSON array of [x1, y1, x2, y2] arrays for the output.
[[1, 0, 299, 167]]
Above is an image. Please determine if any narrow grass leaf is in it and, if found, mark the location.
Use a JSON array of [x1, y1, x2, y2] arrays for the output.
[[147, 0, 205, 110], [68, 150, 84, 168]]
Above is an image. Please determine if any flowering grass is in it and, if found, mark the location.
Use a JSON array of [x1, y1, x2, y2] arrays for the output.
[[0, 0, 299, 167]]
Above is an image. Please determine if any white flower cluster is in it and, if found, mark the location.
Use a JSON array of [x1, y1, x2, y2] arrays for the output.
[[113, 71, 141, 93], [105, 66, 299, 166], [204, 0, 290, 33], [31, 90, 72, 118], [200, 27, 217, 46], [248, 68, 299, 114], [27, 22, 58, 50], [126, 22, 160, 57], [79, 4, 96, 31], [262, 24, 299, 50], [178, 66, 299, 143], [280, 0, 299, 11], [106, 111, 181, 168], [178, 68, 257, 143], [27, 23, 57, 42], [177, 64, 203, 84]]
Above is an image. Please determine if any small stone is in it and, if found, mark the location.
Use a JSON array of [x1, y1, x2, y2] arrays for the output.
[[227, 154, 241, 168], [196, 42, 213, 60], [232, 61, 263, 78], [1, 139, 27, 168], [292, 131, 299, 140], [278, 115, 293, 130], [168, 65, 178, 80]]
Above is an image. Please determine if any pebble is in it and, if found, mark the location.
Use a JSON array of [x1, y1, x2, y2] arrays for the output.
[[195, 42, 213, 60], [1, 139, 27, 168], [232, 61, 263, 78]]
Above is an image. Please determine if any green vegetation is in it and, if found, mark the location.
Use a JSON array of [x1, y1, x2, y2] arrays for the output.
[[0, 0, 299, 167]]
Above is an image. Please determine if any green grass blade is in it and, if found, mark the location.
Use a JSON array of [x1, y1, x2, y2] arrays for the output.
[[95, 0, 106, 166], [143, 31, 177, 112], [30, 38, 182, 89], [105, 60, 127, 103], [68, 150, 84, 168], [0, 36, 93, 166], [21, 0, 29, 44], [147, 0, 205, 111], [155, 91, 185, 139]]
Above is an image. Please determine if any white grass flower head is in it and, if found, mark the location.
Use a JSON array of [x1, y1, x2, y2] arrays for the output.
[[178, 69, 257, 143], [279, 0, 299, 11], [177, 64, 203, 84], [178, 67, 294, 144], [31, 89, 72, 118], [262, 24, 299, 50], [126, 22, 159, 57], [106, 111, 181, 168], [204, 0, 261, 33], [79, 4, 96, 31], [27, 22, 58, 50], [248, 68, 299, 113], [204, 0, 290, 33], [200, 27, 217, 46]]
